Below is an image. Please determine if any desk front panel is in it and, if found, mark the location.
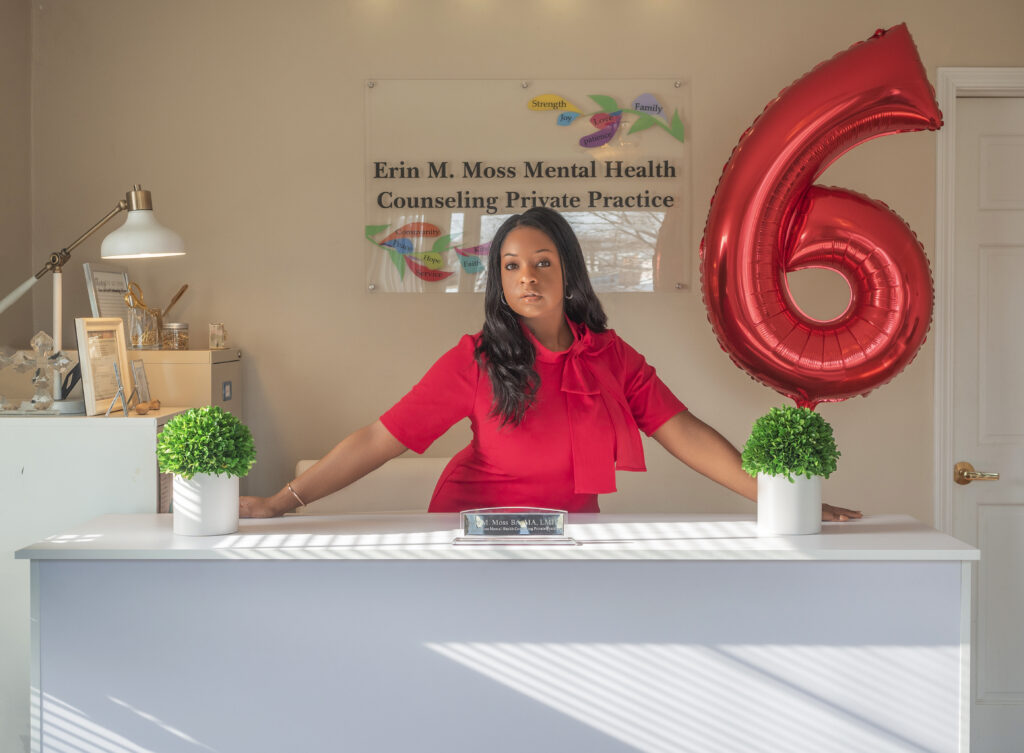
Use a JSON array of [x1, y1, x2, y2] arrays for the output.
[[33, 558, 965, 753]]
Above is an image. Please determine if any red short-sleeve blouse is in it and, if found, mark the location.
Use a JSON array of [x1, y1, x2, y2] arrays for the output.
[[380, 320, 686, 512]]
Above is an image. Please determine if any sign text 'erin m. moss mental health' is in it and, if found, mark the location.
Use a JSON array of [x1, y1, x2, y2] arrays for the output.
[[371, 158, 679, 216]]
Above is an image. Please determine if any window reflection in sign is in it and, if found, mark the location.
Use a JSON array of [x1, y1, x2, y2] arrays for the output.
[[477, 210, 666, 294]]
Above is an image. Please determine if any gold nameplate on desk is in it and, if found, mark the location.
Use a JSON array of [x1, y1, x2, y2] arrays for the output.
[[453, 507, 578, 546]]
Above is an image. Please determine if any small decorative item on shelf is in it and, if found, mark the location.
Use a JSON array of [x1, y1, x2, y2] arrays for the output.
[[124, 282, 160, 350], [134, 399, 161, 415], [0, 331, 75, 413], [76, 317, 131, 415], [741, 406, 840, 536], [161, 284, 188, 320], [161, 322, 189, 350], [127, 306, 159, 349], [157, 406, 256, 536], [209, 322, 228, 349]]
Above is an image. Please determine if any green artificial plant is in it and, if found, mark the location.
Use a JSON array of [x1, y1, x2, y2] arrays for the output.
[[741, 406, 840, 482], [157, 406, 256, 480]]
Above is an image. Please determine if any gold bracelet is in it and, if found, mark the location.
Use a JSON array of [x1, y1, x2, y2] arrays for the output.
[[286, 482, 307, 507]]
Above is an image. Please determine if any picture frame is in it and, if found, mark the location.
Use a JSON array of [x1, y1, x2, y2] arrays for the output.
[[130, 359, 151, 404], [74, 317, 132, 416], [82, 263, 131, 333], [109, 361, 130, 416]]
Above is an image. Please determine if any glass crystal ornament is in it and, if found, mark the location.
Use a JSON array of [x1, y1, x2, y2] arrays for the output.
[[10, 332, 74, 410]]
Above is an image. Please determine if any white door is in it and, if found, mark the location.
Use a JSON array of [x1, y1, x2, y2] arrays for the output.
[[951, 94, 1024, 751]]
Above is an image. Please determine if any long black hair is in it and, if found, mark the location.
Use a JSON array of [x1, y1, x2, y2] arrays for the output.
[[475, 207, 608, 426]]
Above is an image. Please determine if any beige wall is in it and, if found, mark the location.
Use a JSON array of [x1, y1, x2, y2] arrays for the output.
[[17, 0, 1024, 521], [0, 0, 31, 348]]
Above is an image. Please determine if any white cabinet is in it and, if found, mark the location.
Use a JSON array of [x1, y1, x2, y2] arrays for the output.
[[0, 406, 185, 517], [0, 407, 185, 753]]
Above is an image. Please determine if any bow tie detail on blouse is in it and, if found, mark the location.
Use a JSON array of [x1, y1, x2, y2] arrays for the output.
[[558, 324, 647, 494]]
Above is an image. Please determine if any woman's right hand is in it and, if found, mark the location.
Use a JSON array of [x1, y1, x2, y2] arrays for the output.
[[239, 494, 296, 518], [238, 420, 406, 520]]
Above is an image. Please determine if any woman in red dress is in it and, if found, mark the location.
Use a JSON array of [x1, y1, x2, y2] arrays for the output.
[[241, 208, 858, 521]]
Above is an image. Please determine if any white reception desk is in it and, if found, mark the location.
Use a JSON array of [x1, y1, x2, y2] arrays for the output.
[[18, 513, 978, 753]]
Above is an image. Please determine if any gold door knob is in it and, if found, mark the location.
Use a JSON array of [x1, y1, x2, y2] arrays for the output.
[[954, 461, 1000, 485]]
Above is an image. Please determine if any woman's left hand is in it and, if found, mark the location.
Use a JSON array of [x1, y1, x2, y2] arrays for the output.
[[822, 503, 862, 522]]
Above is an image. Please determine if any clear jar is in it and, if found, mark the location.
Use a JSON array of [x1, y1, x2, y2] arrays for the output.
[[161, 322, 190, 350], [128, 307, 159, 349]]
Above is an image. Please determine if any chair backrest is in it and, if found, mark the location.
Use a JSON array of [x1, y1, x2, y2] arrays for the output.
[[290, 456, 451, 514]]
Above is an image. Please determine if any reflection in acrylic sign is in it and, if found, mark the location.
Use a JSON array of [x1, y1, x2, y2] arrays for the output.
[[365, 79, 691, 293]]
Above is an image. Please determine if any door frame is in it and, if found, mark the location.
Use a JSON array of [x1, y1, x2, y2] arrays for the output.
[[934, 67, 1024, 534]]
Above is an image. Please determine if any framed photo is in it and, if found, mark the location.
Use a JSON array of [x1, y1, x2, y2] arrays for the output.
[[75, 317, 131, 416], [130, 359, 151, 404], [82, 263, 131, 333]]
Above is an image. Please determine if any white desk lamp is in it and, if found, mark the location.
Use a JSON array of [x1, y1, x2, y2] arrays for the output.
[[0, 185, 185, 407]]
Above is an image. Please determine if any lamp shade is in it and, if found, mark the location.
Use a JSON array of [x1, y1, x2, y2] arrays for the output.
[[101, 209, 186, 259]]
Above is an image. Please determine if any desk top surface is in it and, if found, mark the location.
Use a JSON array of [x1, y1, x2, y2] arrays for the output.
[[15, 513, 979, 562]]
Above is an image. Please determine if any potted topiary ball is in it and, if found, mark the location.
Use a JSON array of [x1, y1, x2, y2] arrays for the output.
[[157, 406, 256, 536], [741, 406, 840, 536]]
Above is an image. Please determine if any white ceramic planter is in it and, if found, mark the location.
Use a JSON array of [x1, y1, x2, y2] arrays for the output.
[[757, 473, 822, 536], [172, 472, 239, 536]]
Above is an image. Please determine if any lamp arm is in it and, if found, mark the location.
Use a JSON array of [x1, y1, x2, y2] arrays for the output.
[[0, 198, 128, 322], [0, 275, 39, 317], [35, 199, 129, 278]]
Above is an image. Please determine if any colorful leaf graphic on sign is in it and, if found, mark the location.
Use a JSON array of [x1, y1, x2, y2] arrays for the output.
[[580, 110, 622, 147], [382, 222, 443, 241], [580, 123, 619, 148], [381, 237, 414, 254], [589, 94, 620, 114], [454, 242, 490, 257], [366, 225, 489, 283], [455, 256, 485, 274], [454, 242, 491, 274], [404, 255, 454, 282], [366, 222, 447, 280], [529, 91, 685, 148], [666, 110, 685, 142], [365, 224, 404, 274], [631, 93, 667, 121], [528, 94, 582, 113], [409, 251, 446, 270], [590, 111, 621, 130], [431, 235, 453, 254]]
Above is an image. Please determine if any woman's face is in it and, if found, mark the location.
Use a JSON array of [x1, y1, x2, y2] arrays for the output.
[[499, 226, 565, 328]]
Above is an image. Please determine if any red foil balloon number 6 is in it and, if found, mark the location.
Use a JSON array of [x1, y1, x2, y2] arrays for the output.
[[700, 24, 942, 409]]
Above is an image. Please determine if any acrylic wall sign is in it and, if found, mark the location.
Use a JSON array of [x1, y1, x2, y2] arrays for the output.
[[365, 78, 691, 294], [453, 507, 577, 546]]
